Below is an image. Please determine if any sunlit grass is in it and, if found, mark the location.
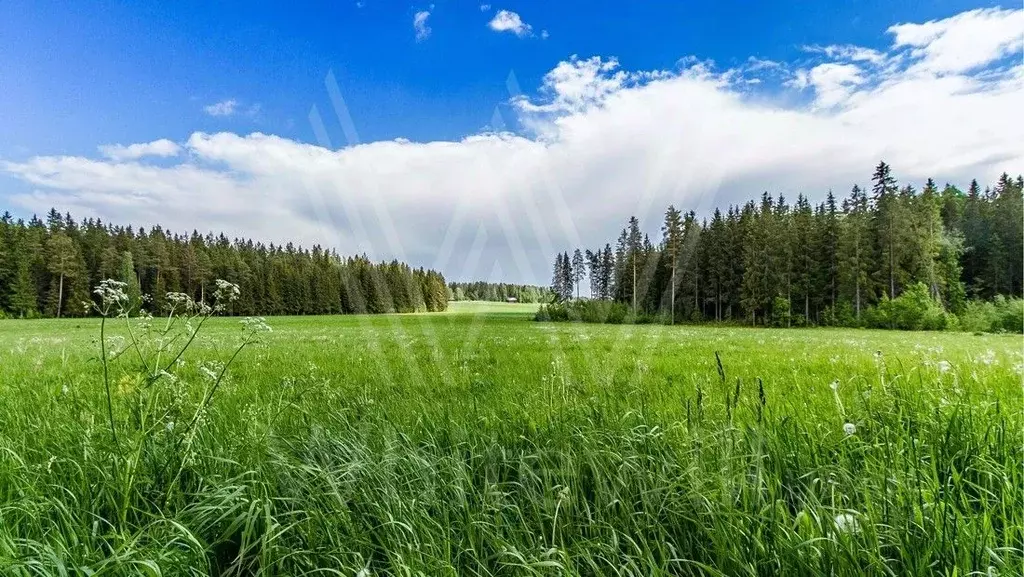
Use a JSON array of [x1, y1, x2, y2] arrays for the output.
[[0, 311, 1021, 575]]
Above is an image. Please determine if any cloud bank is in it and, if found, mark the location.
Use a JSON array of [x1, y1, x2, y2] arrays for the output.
[[4, 7, 1022, 285]]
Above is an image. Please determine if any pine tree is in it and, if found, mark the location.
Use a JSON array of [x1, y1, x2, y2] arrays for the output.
[[792, 194, 816, 323], [9, 251, 37, 317], [551, 253, 565, 301], [871, 161, 900, 300], [600, 244, 614, 300], [839, 185, 872, 320], [627, 217, 642, 314], [961, 179, 987, 296], [119, 251, 143, 315], [571, 249, 585, 299], [818, 191, 840, 321], [661, 205, 683, 323], [45, 233, 78, 318], [561, 251, 573, 300]]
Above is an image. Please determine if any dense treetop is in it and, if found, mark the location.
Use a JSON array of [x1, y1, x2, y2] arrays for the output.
[[0, 211, 448, 318], [549, 163, 1022, 327], [448, 281, 553, 303]]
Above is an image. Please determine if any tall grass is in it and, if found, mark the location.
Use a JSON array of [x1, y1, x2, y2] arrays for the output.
[[0, 300, 1020, 575]]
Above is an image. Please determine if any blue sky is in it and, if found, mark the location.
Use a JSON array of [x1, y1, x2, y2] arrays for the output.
[[0, 0, 1000, 155], [1, 1, 1021, 283]]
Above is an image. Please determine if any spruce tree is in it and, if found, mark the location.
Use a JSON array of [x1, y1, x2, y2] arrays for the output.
[[661, 205, 683, 323]]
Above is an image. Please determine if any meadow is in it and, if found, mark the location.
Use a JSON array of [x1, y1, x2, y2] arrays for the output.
[[0, 300, 1021, 575]]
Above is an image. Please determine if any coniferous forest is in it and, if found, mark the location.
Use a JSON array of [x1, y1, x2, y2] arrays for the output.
[[448, 281, 553, 303], [0, 210, 449, 318], [546, 163, 1023, 330]]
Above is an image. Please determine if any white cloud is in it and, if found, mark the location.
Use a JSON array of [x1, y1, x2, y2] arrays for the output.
[[480, 4, 490, 11], [803, 44, 886, 65], [745, 56, 784, 71], [3, 7, 1022, 285], [98, 139, 180, 162], [888, 7, 1023, 74], [488, 10, 532, 37], [804, 62, 866, 108], [413, 11, 431, 41], [204, 99, 238, 117]]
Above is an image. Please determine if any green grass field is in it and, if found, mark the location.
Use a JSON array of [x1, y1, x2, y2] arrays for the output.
[[0, 306, 1021, 575]]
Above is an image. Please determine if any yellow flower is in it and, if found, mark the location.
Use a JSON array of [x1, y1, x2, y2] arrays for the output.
[[116, 374, 140, 397]]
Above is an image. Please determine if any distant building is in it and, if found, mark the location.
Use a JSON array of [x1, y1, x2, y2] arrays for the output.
[[506, 297, 518, 303]]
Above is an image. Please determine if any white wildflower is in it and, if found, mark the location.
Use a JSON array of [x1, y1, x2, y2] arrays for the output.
[[61, 384, 69, 396], [165, 421, 175, 432], [834, 512, 860, 533], [241, 316, 272, 336], [213, 279, 240, 304], [199, 362, 223, 382], [843, 422, 857, 436], [829, 380, 839, 392], [93, 279, 129, 313], [936, 360, 951, 374]]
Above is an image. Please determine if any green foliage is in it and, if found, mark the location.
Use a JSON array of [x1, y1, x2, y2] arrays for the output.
[[553, 164, 1021, 331], [118, 251, 143, 314], [536, 299, 659, 324], [448, 281, 553, 303], [770, 295, 791, 327], [863, 282, 949, 331], [959, 296, 1024, 333], [0, 210, 448, 318]]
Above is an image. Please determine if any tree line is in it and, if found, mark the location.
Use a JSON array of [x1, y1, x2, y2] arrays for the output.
[[448, 281, 553, 303], [549, 162, 1022, 327], [0, 210, 449, 318]]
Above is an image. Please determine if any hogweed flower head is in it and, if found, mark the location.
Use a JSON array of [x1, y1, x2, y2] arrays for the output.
[[241, 316, 272, 338], [93, 279, 129, 315], [164, 292, 212, 316], [213, 279, 240, 311]]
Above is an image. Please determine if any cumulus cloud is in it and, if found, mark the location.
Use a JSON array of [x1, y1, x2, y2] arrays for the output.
[[98, 139, 180, 162], [413, 11, 431, 41], [203, 99, 238, 117], [888, 7, 1023, 74], [488, 10, 532, 37], [802, 62, 866, 108], [3, 7, 1022, 284]]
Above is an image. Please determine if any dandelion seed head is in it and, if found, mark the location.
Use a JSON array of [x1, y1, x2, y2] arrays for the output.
[[843, 422, 856, 436]]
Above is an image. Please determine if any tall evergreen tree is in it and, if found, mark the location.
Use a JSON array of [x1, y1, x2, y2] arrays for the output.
[[571, 249, 585, 299], [661, 205, 683, 324]]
